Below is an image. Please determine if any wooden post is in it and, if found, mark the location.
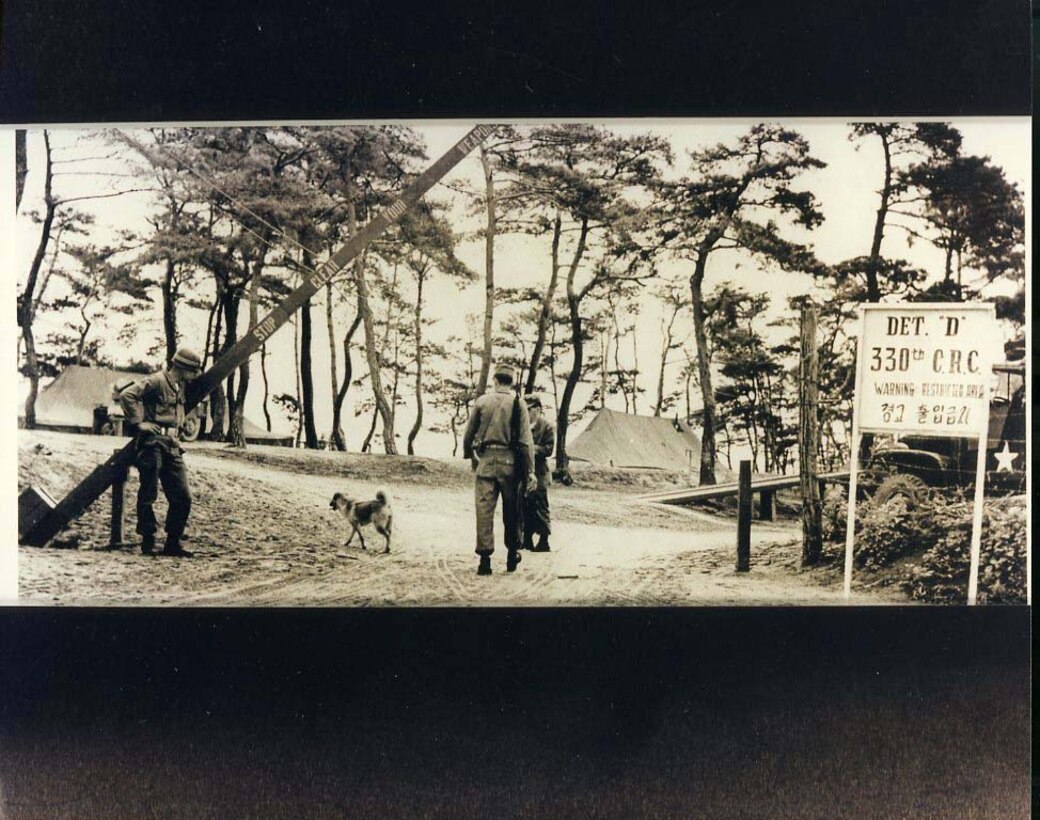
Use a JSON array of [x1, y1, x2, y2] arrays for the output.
[[736, 460, 751, 572], [110, 450, 127, 548], [799, 303, 823, 565], [758, 489, 776, 521]]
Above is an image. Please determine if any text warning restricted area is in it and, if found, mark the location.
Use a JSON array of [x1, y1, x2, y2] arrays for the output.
[[859, 305, 998, 436]]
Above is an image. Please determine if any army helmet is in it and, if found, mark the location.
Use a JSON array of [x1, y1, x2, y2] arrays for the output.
[[172, 347, 204, 373]]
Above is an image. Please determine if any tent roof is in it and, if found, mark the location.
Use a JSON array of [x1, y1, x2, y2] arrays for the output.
[[32, 365, 291, 442], [241, 416, 293, 443], [34, 365, 130, 428], [568, 408, 702, 472]]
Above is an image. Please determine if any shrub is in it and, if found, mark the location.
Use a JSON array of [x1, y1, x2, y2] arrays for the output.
[[906, 496, 1027, 605], [853, 496, 924, 570], [821, 490, 848, 543]]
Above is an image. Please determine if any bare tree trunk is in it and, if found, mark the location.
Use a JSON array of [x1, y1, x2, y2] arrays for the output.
[[613, 312, 627, 412], [325, 280, 343, 445], [477, 145, 496, 396], [407, 272, 426, 455], [361, 405, 379, 453], [31, 223, 65, 318], [260, 342, 272, 431], [525, 210, 562, 394], [18, 131, 55, 430], [202, 294, 219, 369], [554, 220, 589, 473], [221, 291, 240, 445], [354, 261, 398, 454], [865, 130, 893, 303], [162, 258, 178, 364], [631, 324, 639, 414], [293, 316, 303, 447], [332, 307, 363, 451], [15, 130, 28, 212], [449, 412, 459, 457], [556, 290, 583, 474], [299, 252, 319, 449], [690, 253, 718, 485], [599, 328, 608, 410], [654, 303, 681, 416], [228, 257, 264, 448], [76, 312, 92, 365]]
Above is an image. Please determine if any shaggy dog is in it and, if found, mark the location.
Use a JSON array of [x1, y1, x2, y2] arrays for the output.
[[330, 490, 392, 553]]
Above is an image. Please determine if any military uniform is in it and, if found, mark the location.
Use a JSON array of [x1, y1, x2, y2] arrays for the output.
[[523, 411, 555, 549], [463, 379, 535, 571], [119, 350, 200, 555]]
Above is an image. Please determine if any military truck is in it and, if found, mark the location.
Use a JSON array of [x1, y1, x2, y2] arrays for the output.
[[863, 361, 1026, 505]]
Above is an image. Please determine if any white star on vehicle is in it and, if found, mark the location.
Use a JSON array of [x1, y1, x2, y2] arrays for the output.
[[993, 441, 1019, 473]]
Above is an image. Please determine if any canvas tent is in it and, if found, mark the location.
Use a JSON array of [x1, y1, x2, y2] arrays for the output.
[[568, 408, 703, 472], [240, 416, 294, 447], [25, 365, 292, 446], [27, 365, 129, 432]]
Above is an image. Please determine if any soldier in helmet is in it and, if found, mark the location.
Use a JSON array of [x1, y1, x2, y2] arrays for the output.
[[521, 394, 555, 552], [119, 347, 203, 557], [462, 364, 536, 576]]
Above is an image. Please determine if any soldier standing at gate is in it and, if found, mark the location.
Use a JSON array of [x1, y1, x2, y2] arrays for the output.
[[119, 348, 203, 557], [463, 364, 536, 576], [521, 395, 555, 552]]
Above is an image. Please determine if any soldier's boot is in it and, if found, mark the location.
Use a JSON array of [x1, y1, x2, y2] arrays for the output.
[[162, 535, 194, 558], [506, 550, 522, 573], [522, 533, 535, 551], [531, 536, 550, 553], [141, 534, 156, 556], [477, 555, 492, 576]]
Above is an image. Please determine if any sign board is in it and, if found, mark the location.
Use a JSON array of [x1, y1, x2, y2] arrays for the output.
[[857, 305, 999, 437], [844, 303, 999, 606]]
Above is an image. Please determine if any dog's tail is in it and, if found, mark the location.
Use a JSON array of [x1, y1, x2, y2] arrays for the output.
[[375, 490, 389, 505]]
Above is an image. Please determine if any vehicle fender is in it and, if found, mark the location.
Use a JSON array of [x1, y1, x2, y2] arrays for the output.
[[869, 449, 952, 485]]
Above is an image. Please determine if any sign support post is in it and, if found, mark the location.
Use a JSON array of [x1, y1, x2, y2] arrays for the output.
[[966, 410, 990, 605]]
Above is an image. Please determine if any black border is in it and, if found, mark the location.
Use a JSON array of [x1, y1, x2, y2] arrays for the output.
[[1, 1, 1032, 816], [0, 0, 1031, 122]]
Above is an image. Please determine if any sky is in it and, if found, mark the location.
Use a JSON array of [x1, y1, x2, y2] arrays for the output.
[[8, 118, 1031, 458]]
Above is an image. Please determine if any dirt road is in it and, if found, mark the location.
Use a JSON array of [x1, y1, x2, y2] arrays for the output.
[[16, 431, 901, 606]]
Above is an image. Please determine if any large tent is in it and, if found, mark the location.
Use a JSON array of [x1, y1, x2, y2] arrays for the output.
[[25, 365, 293, 446], [568, 408, 703, 472]]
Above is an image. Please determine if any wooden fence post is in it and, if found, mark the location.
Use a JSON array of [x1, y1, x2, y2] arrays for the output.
[[736, 460, 752, 572], [758, 489, 776, 521], [110, 450, 127, 548], [799, 303, 823, 565]]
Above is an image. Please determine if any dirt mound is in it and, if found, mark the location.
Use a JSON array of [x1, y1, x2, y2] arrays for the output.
[[197, 443, 473, 489]]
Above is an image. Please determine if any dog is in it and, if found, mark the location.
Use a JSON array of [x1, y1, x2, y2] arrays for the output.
[[330, 490, 392, 553]]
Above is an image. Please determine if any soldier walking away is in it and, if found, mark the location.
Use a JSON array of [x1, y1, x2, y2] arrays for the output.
[[463, 364, 536, 576], [522, 395, 555, 552], [118, 348, 203, 557]]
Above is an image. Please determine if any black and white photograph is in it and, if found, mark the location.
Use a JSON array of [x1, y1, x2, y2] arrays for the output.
[[8, 119, 1029, 607], [0, 3, 1032, 818]]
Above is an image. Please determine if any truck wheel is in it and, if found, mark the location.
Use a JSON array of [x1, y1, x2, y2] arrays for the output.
[[874, 474, 932, 508]]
